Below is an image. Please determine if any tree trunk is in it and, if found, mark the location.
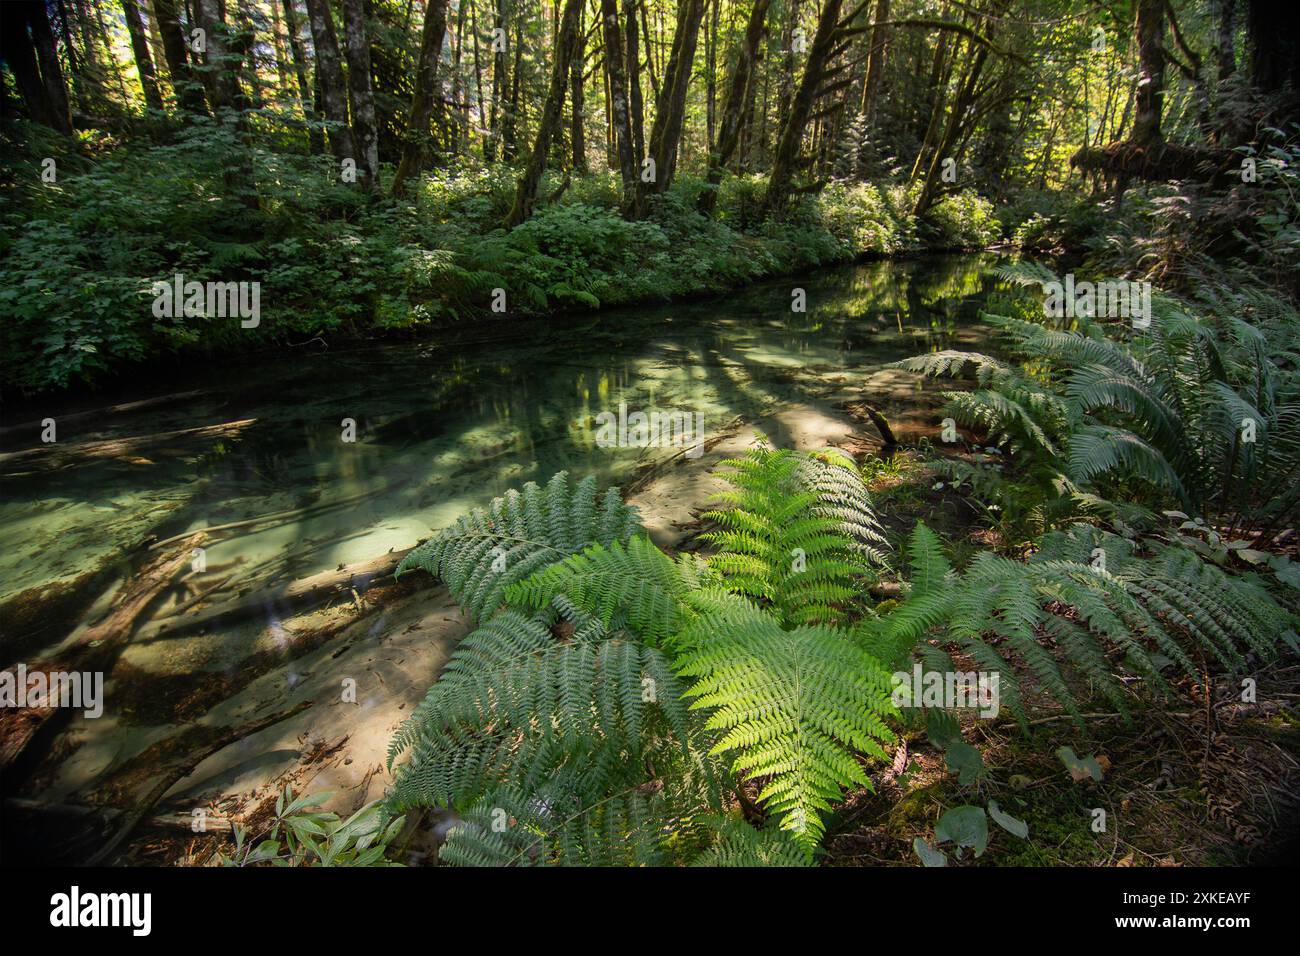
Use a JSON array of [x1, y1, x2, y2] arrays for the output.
[[1131, 0, 1165, 148], [391, 0, 451, 197], [152, 0, 208, 112], [488, 0, 507, 162], [601, 0, 638, 212], [280, 0, 324, 153], [1215, 0, 1236, 80], [121, 0, 164, 110], [626, 0, 645, 160], [1, 5, 55, 129], [303, 0, 357, 163], [705, 0, 717, 153], [269, 0, 295, 92], [471, 0, 488, 160], [763, 0, 844, 214], [913, 43, 988, 217], [231, 0, 266, 111], [1245, 0, 1300, 126], [193, 0, 246, 116], [636, 0, 705, 215], [450, 0, 468, 154], [342, 0, 380, 189], [860, 0, 889, 124], [503, 15, 522, 158], [700, 0, 770, 213], [504, 0, 584, 227], [23, 0, 75, 133], [570, 2, 587, 172]]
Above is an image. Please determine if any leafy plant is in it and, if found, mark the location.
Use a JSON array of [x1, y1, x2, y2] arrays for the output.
[[701, 443, 889, 626], [387, 448, 899, 863], [219, 788, 405, 867], [863, 521, 1297, 725], [899, 263, 1300, 549]]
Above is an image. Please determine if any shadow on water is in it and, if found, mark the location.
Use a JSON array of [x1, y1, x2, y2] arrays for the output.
[[0, 253, 1000, 668]]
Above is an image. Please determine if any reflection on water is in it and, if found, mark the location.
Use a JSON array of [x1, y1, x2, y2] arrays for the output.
[[0, 253, 999, 659]]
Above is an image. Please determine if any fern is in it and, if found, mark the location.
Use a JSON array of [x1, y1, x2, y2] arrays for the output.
[[690, 817, 812, 867], [861, 522, 1298, 726], [898, 269, 1300, 545], [673, 589, 897, 851], [388, 460, 902, 865], [395, 472, 643, 621], [504, 535, 707, 645], [439, 788, 678, 867], [702, 442, 888, 625]]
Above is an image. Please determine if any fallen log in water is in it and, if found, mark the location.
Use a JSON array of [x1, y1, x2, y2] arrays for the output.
[[0, 533, 206, 773], [0, 419, 257, 475], [133, 546, 414, 642], [0, 390, 210, 442], [86, 700, 314, 865], [4, 797, 234, 834], [147, 485, 391, 552]]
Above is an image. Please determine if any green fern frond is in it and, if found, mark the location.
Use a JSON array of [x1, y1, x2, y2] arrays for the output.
[[674, 590, 897, 850], [690, 817, 813, 867], [504, 535, 703, 645], [702, 444, 885, 625], [440, 787, 674, 867], [395, 472, 643, 621]]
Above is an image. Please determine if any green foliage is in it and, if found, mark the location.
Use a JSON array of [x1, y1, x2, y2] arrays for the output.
[[928, 191, 1003, 249], [395, 471, 642, 622], [899, 264, 1300, 546], [862, 522, 1298, 725], [702, 443, 888, 625], [674, 589, 897, 850], [388, 449, 901, 864], [690, 817, 813, 867], [219, 788, 405, 867], [0, 118, 995, 395]]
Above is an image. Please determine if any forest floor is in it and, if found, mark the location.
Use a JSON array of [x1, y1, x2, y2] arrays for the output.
[[823, 668, 1300, 867]]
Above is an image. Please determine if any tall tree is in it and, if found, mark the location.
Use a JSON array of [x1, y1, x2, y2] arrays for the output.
[[1, 4, 62, 132], [1131, 0, 1165, 149], [342, 0, 380, 189], [636, 0, 706, 215], [303, 0, 357, 163], [601, 0, 638, 212], [570, 1, 587, 172], [625, 0, 644, 160], [763, 0, 844, 213], [700, 0, 771, 213], [280, 0, 324, 153], [121, 0, 165, 110], [487, 0, 508, 162], [859, 0, 888, 125], [152, 0, 207, 113], [194, 0, 247, 116], [29, 0, 74, 132], [504, 0, 584, 226], [391, 0, 451, 197]]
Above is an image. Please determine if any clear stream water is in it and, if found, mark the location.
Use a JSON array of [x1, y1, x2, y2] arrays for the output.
[[0, 253, 998, 666]]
